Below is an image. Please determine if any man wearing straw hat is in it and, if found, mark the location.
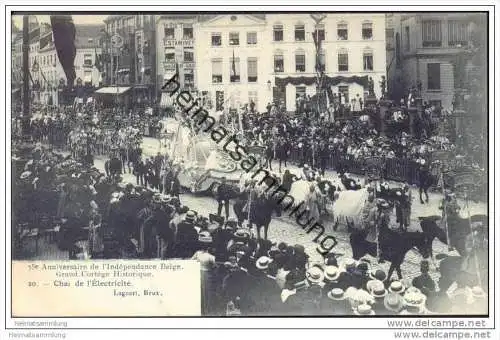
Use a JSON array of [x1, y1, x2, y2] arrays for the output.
[[246, 256, 281, 315]]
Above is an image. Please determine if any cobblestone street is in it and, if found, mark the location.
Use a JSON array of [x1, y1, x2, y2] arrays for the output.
[[25, 137, 487, 285]]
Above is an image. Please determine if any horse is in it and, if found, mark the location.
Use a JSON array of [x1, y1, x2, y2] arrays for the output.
[[233, 190, 278, 240], [419, 214, 488, 291], [348, 223, 433, 281], [419, 214, 488, 256]]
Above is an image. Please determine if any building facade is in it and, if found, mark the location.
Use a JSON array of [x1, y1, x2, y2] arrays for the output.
[[194, 14, 271, 113], [389, 13, 482, 111], [266, 13, 387, 112], [103, 15, 156, 104], [193, 13, 386, 113], [74, 25, 104, 87], [32, 24, 103, 106], [156, 14, 198, 108]]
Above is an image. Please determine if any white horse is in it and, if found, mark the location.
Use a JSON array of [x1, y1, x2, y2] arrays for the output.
[[288, 179, 368, 231]]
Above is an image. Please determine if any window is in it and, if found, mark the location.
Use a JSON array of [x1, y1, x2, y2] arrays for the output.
[[448, 20, 469, 47], [183, 24, 193, 39], [362, 22, 373, 40], [422, 20, 442, 47], [363, 50, 373, 71], [295, 50, 305, 72], [184, 73, 194, 87], [295, 24, 305, 41], [338, 85, 349, 103], [274, 53, 284, 73], [247, 58, 258, 82], [212, 58, 222, 83], [211, 33, 222, 46], [184, 49, 194, 62], [315, 24, 325, 42], [230, 57, 240, 83], [404, 26, 410, 51], [273, 24, 283, 42], [247, 32, 257, 45], [337, 22, 348, 40], [165, 49, 175, 62], [165, 27, 175, 39], [229, 32, 240, 46], [84, 54, 92, 66], [427, 63, 441, 90], [338, 51, 348, 72], [296, 86, 306, 99]]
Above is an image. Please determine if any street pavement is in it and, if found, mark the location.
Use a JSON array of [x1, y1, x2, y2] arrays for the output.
[[26, 137, 487, 284], [107, 137, 487, 282]]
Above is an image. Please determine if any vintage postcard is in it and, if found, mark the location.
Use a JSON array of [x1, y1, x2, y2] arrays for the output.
[[5, 5, 494, 331]]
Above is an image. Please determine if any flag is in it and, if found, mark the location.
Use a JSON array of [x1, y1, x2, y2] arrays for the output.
[[51, 15, 76, 88], [232, 50, 236, 77], [93, 48, 102, 73]]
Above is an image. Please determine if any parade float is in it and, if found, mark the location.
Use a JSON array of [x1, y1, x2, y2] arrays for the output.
[[163, 116, 264, 195]]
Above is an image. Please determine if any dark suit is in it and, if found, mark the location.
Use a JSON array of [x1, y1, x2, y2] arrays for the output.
[[246, 273, 281, 315], [216, 183, 231, 218]]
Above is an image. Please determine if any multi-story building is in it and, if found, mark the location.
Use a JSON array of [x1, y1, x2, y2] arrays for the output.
[[11, 34, 23, 89], [193, 13, 386, 113], [74, 25, 104, 87], [194, 14, 271, 113], [102, 15, 156, 105], [389, 13, 483, 110], [266, 13, 387, 112], [33, 24, 103, 106], [156, 14, 198, 108], [37, 26, 64, 106], [28, 24, 42, 103]]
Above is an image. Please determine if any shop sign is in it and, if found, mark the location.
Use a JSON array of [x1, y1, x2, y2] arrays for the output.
[[164, 39, 194, 48]]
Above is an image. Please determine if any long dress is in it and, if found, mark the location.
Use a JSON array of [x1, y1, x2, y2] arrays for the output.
[[306, 190, 321, 223]]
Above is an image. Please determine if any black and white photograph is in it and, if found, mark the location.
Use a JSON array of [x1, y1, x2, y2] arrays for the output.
[[8, 8, 491, 320]]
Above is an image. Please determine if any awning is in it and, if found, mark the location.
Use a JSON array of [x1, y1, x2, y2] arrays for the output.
[[95, 86, 131, 95], [12, 88, 21, 94], [160, 92, 175, 108], [118, 68, 130, 74]]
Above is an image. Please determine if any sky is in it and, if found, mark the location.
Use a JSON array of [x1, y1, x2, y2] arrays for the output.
[[12, 14, 108, 30]]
